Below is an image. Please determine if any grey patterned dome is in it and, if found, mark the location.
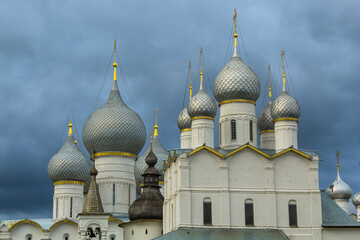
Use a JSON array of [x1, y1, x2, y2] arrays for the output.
[[326, 173, 352, 200], [48, 135, 91, 183], [213, 55, 260, 103], [135, 136, 167, 194], [271, 91, 301, 120], [187, 88, 217, 119], [177, 107, 191, 130], [352, 192, 360, 206], [257, 104, 274, 132], [82, 81, 146, 155]]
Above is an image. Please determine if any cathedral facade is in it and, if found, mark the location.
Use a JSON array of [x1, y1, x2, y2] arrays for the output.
[[1, 11, 360, 240]]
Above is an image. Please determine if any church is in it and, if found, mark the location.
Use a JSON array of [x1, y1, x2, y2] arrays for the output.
[[1, 10, 360, 240]]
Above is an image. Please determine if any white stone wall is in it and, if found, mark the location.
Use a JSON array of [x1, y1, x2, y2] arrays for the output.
[[53, 183, 85, 221], [123, 220, 162, 240], [219, 102, 257, 149], [274, 120, 298, 153], [191, 118, 214, 149], [95, 154, 137, 216], [180, 130, 192, 149], [322, 228, 360, 240], [260, 131, 275, 149], [334, 199, 350, 214]]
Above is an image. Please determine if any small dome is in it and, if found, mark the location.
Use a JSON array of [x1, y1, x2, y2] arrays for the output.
[[352, 192, 360, 206], [326, 173, 352, 200], [187, 88, 217, 119], [48, 136, 91, 183], [82, 83, 146, 155], [213, 55, 260, 103], [271, 91, 301, 120], [177, 107, 191, 130], [135, 136, 167, 194], [257, 104, 274, 132]]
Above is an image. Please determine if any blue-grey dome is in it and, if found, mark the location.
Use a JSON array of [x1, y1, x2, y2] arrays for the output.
[[82, 81, 146, 155], [271, 91, 301, 120], [48, 135, 91, 183], [326, 173, 352, 200], [257, 104, 274, 132], [177, 107, 191, 130], [213, 55, 260, 103], [352, 192, 360, 206], [187, 88, 217, 119]]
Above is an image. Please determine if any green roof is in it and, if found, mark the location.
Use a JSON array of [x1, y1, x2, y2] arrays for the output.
[[154, 228, 290, 240], [321, 191, 360, 227]]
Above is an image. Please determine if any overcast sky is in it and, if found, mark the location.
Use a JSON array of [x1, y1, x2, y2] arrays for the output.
[[0, 0, 359, 220]]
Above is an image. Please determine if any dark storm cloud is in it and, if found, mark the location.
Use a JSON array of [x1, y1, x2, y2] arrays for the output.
[[0, 0, 359, 220]]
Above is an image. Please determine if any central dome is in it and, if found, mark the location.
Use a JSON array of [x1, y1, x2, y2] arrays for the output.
[[83, 80, 146, 156], [213, 55, 260, 103]]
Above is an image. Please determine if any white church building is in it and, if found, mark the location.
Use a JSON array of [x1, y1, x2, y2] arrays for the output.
[[1, 10, 360, 240]]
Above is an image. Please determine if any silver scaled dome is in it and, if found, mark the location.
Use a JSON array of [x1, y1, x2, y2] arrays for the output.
[[177, 107, 191, 130], [257, 104, 274, 132], [352, 192, 360, 206], [135, 135, 167, 194], [187, 87, 217, 119], [271, 91, 301, 120], [82, 80, 146, 156], [326, 173, 352, 200], [213, 54, 260, 103], [48, 133, 91, 183]]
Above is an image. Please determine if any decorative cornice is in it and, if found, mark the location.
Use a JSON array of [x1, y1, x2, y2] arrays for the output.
[[48, 218, 78, 231], [226, 144, 270, 159], [90, 151, 138, 159], [272, 148, 311, 159], [219, 99, 256, 106], [260, 130, 275, 135], [273, 118, 298, 123], [190, 145, 224, 158], [191, 116, 214, 121], [53, 180, 85, 186], [180, 128, 191, 133]]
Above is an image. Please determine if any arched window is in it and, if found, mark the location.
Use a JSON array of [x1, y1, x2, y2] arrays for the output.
[[203, 198, 212, 225], [113, 184, 116, 206], [56, 198, 59, 218], [245, 199, 254, 226], [128, 184, 131, 205], [110, 235, 116, 240], [70, 197, 73, 218], [219, 122, 222, 145], [26, 234, 32, 240], [63, 233, 69, 240], [289, 200, 298, 227], [249, 120, 253, 141], [231, 120, 236, 140]]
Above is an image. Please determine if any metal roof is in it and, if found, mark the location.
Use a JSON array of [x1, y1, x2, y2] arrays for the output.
[[321, 191, 360, 227], [154, 228, 289, 240]]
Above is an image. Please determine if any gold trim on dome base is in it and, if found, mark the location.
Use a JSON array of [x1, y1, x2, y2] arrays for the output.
[[90, 152, 138, 159], [180, 128, 191, 133], [273, 118, 298, 123], [53, 180, 85, 186], [260, 130, 275, 135], [191, 116, 214, 121], [219, 99, 256, 106]]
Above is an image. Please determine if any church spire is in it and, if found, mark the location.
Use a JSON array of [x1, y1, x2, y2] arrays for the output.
[[281, 49, 286, 92], [82, 160, 104, 214], [154, 108, 159, 137], [200, 47, 203, 90], [233, 8, 238, 56], [112, 37, 118, 91], [268, 64, 272, 104], [189, 61, 192, 99]]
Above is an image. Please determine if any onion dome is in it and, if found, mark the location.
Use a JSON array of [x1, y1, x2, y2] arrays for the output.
[[135, 112, 168, 194], [326, 173, 352, 200], [271, 50, 301, 121], [257, 104, 274, 132], [48, 121, 91, 183], [352, 192, 360, 206], [326, 151, 352, 200], [129, 144, 164, 221], [82, 52, 146, 156], [271, 91, 301, 120], [213, 10, 260, 103], [177, 107, 191, 130]]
